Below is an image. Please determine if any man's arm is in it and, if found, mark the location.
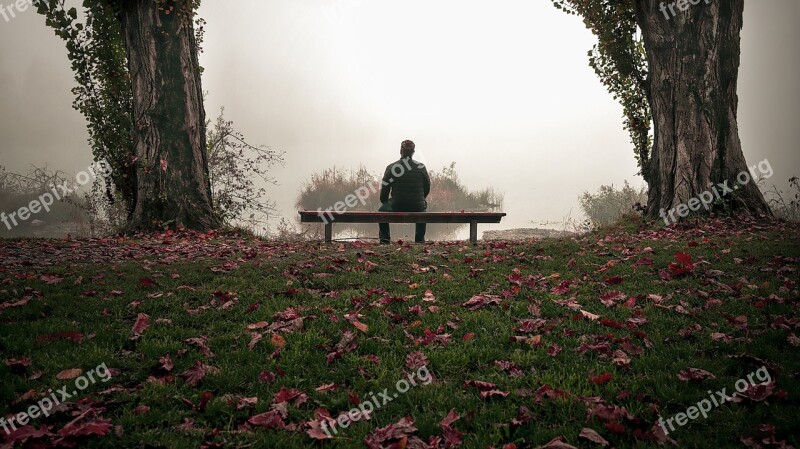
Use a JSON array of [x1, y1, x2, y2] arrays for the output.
[[421, 166, 431, 198], [380, 166, 392, 204]]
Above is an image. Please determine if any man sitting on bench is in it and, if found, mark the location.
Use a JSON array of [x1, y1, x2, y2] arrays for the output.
[[379, 140, 431, 244]]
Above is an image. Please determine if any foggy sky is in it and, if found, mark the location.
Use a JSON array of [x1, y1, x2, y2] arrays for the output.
[[1, 0, 798, 232]]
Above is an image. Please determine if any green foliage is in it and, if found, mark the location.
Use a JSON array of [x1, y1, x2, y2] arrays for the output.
[[551, 0, 652, 179], [34, 0, 137, 213], [206, 109, 285, 234], [579, 181, 646, 227]]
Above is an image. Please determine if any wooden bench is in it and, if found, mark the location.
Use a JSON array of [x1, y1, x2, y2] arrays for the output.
[[298, 210, 506, 244]]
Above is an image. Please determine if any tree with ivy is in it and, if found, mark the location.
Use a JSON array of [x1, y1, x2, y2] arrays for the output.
[[552, 0, 770, 220], [36, 0, 220, 231]]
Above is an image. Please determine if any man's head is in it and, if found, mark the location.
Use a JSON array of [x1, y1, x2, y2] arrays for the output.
[[400, 140, 415, 158]]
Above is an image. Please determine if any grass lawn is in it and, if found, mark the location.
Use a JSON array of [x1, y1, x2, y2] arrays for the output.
[[1, 218, 798, 448]]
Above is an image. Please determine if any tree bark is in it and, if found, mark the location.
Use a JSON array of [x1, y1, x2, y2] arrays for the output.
[[117, 0, 220, 231], [633, 0, 770, 221]]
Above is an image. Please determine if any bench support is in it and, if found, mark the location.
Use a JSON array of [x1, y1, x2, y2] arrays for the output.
[[470, 222, 478, 245], [325, 223, 333, 243]]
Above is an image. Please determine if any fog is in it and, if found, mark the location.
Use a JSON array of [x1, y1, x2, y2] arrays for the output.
[[1, 0, 798, 233]]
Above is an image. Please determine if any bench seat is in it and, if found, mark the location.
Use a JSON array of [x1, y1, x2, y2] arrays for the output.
[[298, 210, 506, 244]]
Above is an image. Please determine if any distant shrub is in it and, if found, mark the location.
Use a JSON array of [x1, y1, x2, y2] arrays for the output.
[[295, 162, 503, 240], [763, 176, 800, 222], [579, 181, 647, 227]]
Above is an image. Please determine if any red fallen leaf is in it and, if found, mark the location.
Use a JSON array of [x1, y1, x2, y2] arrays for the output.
[[56, 368, 83, 380], [139, 277, 158, 288], [551, 281, 571, 295], [668, 251, 695, 277], [599, 291, 626, 308], [159, 354, 174, 372], [463, 380, 498, 391], [603, 422, 626, 434], [480, 389, 510, 399], [197, 391, 213, 411], [612, 350, 631, 368], [4, 424, 53, 446], [351, 320, 369, 333], [5, 357, 32, 370], [36, 331, 84, 343], [259, 370, 276, 384], [588, 404, 633, 423], [677, 368, 716, 381], [534, 436, 579, 449], [270, 333, 286, 348], [463, 332, 475, 341], [340, 391, 357, 407], [180, 360, 219, 387], [247, 333, 263, 351], [133, 405, 151, 415], [247, 321, 269, 330], [405, 351, 429, 370], [130, 313, 150, 340], [440, 409, 460, 427], [495, 360, 524, 377], [306, 417, 334, 440], [547, 344, 563, 357], [579, 428, 610, 447], [326, 329, 357, 363], [14, 389, 37, 404], [185, 336, 215, 358], [462, 294, 502, 310], [441, 424, 464, 447], [364, 416, 417, 448], [623, 296, 637, 308], [248, 410, 285, 429], [40, 274, 64, 284], [273, 386, 309, 407], [59, 418, 113, 437], [675, 251, 694, 268], [605, 275, 623, 285], [729, 315, 748, 328], [580, 309, 600, 321], [599, 318, 623, 329], [315, 383, 338, 393], [589, 372, 613, 385], [739, 382, 775, 402]]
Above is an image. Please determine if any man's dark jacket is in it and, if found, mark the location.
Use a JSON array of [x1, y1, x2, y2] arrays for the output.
[[380, 157, 431, 211]]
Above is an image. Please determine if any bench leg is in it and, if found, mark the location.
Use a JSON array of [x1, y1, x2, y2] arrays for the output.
[[470, 222, 478, 244], [325, 223, 333, 243]]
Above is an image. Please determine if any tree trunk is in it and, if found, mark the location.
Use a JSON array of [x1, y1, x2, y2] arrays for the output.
[[633, 0, 770, 222], [118, 0, 220, 231]]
